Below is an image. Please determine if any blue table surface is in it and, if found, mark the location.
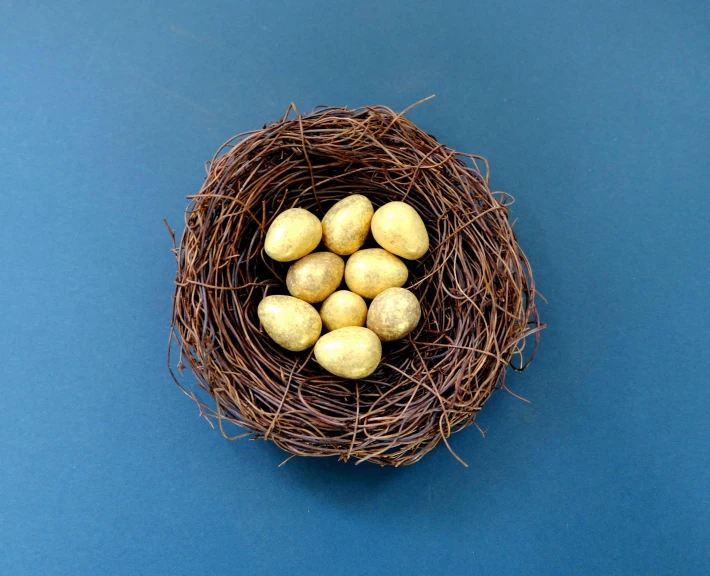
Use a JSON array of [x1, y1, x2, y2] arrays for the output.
[[2, 1, 708, 574]]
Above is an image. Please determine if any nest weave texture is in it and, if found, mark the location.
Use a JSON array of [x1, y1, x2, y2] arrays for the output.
[[169, 102, 542, 466]]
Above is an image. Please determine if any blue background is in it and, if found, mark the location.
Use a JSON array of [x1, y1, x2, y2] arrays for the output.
[[2, 1, 708, 574]]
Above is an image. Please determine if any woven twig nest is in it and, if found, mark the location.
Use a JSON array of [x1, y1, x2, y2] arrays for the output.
[[169, 101, 542, 466]]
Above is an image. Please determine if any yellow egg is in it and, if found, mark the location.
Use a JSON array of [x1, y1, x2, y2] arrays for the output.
[[371, 201, 429, 260], [320, 290, 368, 331], [257, 295, 322, 351], [264, 208, 322, 262], [321, 195, 374, 255], [344, 248, 408, 299], [286, 252, 345, 303], [366, 287, 421, 341], [314, 327, 382, 379]]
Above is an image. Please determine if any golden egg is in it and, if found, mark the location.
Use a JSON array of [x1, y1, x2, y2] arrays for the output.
[[321, 194, 374, 255], [264, 208, 322, 262], [371, 201, 429, 260], [314, 327, 382, 379], [320, 290, 368, 331], [286, 252, 345, 303], [344, 248, 408, 299], [366, 287, 421, 341], [257, 295, 322, 351]]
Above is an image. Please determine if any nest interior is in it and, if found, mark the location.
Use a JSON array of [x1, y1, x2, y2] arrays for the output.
[[169, 102, 542, 466]]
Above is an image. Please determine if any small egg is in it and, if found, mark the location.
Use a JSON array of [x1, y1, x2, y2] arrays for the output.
[[257, 295, 322, 351], [344, 248, 408, 299], [321, 195, 374, 255], [320, 290, 368, 331], [314, 327, 382, 379], [367, 287, 421, 341], [286, 252, 345, 303], [371, 201, 429, 260], [264, 208, 322, 262]]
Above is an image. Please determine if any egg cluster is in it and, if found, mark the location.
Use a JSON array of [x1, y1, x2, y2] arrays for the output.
[[257, 195, 428, 379]]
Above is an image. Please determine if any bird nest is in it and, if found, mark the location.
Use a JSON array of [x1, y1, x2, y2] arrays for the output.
[[168, 101, 542, 466]]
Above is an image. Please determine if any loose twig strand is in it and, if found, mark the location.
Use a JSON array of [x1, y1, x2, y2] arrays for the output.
[[169, 102, 543, 466]]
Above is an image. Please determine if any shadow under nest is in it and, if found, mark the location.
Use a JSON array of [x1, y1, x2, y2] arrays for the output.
[[169, 101, 542, 467]]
